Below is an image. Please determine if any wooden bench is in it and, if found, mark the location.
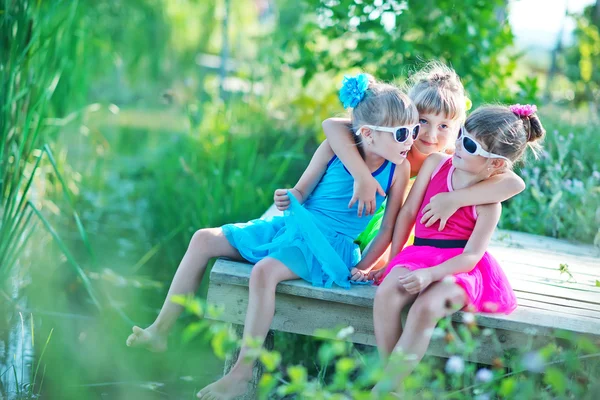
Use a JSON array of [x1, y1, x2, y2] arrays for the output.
[[206, 206, 600, 397]]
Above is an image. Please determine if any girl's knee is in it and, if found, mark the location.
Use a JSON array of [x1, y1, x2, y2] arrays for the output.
[[190, 229, 210, 248], [410, 297, 441, 325], [189, 228, 221, 254], [250, 259, 280, 288], [375, 279, 397, 300]]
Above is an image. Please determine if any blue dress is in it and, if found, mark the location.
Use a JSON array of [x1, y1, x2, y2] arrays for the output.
[[222, 156, 396, 288]]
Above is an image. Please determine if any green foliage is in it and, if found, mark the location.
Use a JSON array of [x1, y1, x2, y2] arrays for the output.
[[178, 297, 600, 399], [562, 5, 600, 109], [270, 0, 517, 102], [0, 0, 87, 281], [500, 112, 600, 244]]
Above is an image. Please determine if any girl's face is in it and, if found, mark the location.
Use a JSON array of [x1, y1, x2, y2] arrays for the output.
[[451, 130, 504, 175], [362, 125, 415, 165], [413, 113, 458, 155]]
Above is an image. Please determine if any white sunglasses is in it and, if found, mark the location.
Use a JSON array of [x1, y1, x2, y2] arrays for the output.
[[359, 124, 420, 143], [458, 127, 509, 161]]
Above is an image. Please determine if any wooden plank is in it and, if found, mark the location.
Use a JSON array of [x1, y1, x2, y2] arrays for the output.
[[490, 230, 600, 258], [210, 259, 600, 336], [515, 291, 600, 316], [503, 269, 600, 295], [490, 248, 599, 276], [206, 282, 550, 366], [501, 264, 600, 287], [508, 277, 600, 305], [516, 298, 600, 320], [211, 258, 376, 307]]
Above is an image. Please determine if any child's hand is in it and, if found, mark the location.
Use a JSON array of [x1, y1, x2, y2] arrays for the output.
[[349, 174, 386, 217], [368, 268, 386, 284], [274, 188, 303, 211], [350, 267, 369, 282], [420, 192, 459, 231], [398, 270, 433, 294]]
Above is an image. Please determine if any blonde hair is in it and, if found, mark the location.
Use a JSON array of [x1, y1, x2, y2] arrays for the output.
[[408, 61, 466, 122], [465, 105, 546, 166], [351, 75, 419, 132]]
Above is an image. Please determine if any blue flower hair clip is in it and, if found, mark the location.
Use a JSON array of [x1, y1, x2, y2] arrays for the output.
[[339, 73, 369, 109]]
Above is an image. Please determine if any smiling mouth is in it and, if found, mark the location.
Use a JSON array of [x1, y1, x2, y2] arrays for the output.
[[420, 140, 437, 146], [400, 150, 409, 157]]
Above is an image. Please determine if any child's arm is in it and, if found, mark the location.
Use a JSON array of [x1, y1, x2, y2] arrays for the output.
[[274, 140, 334, 211], [386, 154, 448, 261], [399, 202, 501, 294], [420, 170, 524, 230], [351, 160, 411, 279], [322, 118, 386, 216]]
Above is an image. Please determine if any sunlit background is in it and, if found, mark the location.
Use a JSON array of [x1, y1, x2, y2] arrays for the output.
[[1, 0, 599, 398]]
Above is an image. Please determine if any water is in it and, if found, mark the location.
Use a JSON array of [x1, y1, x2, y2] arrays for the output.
[[1, 108, 225, 399]]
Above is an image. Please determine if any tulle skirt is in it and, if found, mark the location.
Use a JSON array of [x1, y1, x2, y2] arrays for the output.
[[383, 245, 517, 314], [222, 193, 360, 288]]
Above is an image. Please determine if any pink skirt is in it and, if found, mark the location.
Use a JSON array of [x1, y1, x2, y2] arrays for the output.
[[383, 245, 517, 314]]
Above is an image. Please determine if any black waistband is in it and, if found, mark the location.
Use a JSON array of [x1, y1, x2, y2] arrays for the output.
[[414, 237, 468, 249]]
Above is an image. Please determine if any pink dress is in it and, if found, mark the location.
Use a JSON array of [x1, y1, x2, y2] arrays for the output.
[[383, 156, 517, 314]]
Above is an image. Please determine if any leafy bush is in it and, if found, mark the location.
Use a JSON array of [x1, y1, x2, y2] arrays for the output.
[[269, 0, 518, 102], [500, 111, 600, 245], [178, 296, 600, 399]]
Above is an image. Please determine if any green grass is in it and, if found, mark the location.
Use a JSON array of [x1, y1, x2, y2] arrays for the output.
[[501, 108, 600, 246]]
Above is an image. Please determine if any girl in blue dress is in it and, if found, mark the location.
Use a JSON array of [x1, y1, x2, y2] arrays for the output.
[[127, 74, 418, 400]]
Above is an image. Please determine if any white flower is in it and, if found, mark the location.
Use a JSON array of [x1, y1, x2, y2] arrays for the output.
[[462, 312, 475, 324], [573, 180, 584, 191], [475, 368, 493, 383], [474, 394, 490, 400], [336, 326, 355, 340], [430, 327, 445, 340], [522, 351, 545, 373], [592, 171, 600, 180], [445, 355, 465, 375], [482, 328, 494, 337]]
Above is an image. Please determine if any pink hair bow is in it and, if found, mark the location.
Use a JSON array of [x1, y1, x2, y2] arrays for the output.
[[509, 104, 537, 117]]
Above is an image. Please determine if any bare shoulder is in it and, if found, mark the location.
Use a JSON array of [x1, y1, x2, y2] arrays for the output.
[[390, 158, 411, 185], [423, 152, 450, 169]]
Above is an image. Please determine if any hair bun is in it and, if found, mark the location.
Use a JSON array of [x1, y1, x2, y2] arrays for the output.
[[430, 72, 450, 84], [525, 114, 545, 143]]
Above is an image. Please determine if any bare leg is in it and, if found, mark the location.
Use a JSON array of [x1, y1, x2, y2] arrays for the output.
[[197, 257, 298, 400], [373, 266, 416, 361], [373, 281, 467, 395], [126, 228, 242, 351]]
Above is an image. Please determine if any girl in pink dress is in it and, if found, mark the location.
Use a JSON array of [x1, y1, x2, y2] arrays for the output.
[[361, 104, 545, 393]]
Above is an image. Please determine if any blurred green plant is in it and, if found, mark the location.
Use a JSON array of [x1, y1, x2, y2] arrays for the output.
[[177, 296, 600, 399], [500, 113, 600, 245], [0, 0, 94, 285], [563, 3, 600, 111]]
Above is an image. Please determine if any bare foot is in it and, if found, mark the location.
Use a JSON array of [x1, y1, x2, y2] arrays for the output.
[[125, 325, 167, 352], [196, 371, 251, 400]]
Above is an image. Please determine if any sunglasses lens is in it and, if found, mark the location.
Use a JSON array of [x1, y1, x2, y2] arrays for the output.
[[412, 125, 420, 139], [458, 126, 464, 139], [463, 137, 478, 154], [395, 127, 409, 142]]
